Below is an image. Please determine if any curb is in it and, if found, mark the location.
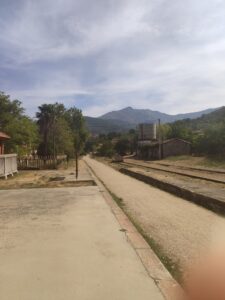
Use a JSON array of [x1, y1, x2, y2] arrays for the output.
[[85, 160, 184, 300], [120, 167, 225, 215]]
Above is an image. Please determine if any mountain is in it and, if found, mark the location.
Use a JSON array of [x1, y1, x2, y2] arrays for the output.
[[85, 106, 219, 134], [100, 106, 217, 124], [84, 116, 133, 135], [173, 106, 225, 130]]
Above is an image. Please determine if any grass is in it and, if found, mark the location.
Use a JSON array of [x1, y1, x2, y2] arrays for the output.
[[108, 190, 125, 208], [163, 155, 225, 169], [165, 155, 191, 162], [127, 213, 182, 283], [198, 155, 225, 169]]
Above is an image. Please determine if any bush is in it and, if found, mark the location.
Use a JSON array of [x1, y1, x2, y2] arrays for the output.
[[96, 141, 115, 157]]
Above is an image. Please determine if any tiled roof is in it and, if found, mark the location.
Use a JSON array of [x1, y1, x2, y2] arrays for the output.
[[0, 132, 10, 139]]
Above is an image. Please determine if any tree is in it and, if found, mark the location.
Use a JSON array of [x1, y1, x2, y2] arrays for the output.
[[36, 103, 72, 156], [165, 121, 194, 144], [0, 91, 39, 155], [199, 123, 225, 155], [97, 141, 115, 157], [52, 118, 74, 157], [115, 138, 131, 155], [65, 108, 88, 178]]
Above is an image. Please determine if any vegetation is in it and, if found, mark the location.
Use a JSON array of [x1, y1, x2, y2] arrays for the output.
[[36, 103, 73, 157], [162, 107, 225, 157], [65, 108, 88, 157], [88, 107, 225, 159], [0, 92, 39, 155], [85, 116, 133, 135], [36, 104, 88, 158], [165, 155, 225, 169], [87, 130, 137, 158], [0, 92, 88, 159], [1, 91, 224, 160]]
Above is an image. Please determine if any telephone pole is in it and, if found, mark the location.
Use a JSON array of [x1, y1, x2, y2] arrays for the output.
[[158, 119, 162, 160]]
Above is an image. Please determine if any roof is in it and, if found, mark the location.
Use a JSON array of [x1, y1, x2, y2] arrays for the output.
[[138, 138, 191, 147], [162, 138, 191, 145], [0, 132, 10, 140]]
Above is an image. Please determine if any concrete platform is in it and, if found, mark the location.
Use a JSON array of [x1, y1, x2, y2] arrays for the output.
[[0, 185, 164, 300]]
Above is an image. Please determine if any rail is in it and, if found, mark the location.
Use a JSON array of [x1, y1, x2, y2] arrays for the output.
[[0, 154, 18, 179], [123, 159, 225, 184]]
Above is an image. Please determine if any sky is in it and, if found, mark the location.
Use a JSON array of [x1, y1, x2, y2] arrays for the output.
[[0, 0, 225, 117]]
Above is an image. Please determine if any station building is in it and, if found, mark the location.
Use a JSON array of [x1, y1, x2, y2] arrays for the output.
[[0, 132, 10, 154], [137, 123, 191, 160]]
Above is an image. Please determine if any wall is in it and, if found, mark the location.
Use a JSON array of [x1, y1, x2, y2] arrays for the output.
[[163, 140, 191, 158], [137, 139, 191, 160], [138, 123, 157, 141], [0, 154, 18, 179]]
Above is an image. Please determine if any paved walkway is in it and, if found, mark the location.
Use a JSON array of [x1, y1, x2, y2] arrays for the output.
[[0, 165, 163, 299]]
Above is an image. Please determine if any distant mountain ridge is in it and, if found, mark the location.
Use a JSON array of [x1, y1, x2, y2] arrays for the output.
[[85, 106, 219, 134], [84, 116, 133, 135], [173, 106, 225, 129], [100, 106, 217, 124]]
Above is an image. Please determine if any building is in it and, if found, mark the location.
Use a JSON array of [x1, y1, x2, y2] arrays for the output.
[[0, 132, 10, 154], [138, 123, 157, 141], [137, 138, 191, 160], [0, 132, 18, 179]]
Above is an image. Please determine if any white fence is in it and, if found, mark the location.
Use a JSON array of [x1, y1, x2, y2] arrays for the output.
[[0, 154, 18, 179]]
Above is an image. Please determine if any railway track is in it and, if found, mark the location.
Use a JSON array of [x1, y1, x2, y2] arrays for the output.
[[155, 162, 225, 175], [122, 159, 225, 185]]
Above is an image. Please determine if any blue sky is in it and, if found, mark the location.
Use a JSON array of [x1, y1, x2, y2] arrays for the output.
[[0, 0, 225, 117]]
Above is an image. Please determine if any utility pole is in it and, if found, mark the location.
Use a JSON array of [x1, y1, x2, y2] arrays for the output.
[[75, 150, 78, 179], [158, 119, 162, 160], [75, 137, 79, 180], [53, 115, 57, 168]]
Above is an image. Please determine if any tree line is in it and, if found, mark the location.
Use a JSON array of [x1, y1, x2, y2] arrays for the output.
[[87, 107, 225, 159], [85, 130, 137, 158], [0, 92, 88, 158], [161, 107, 225, 156], [1, 91, 224, 159]]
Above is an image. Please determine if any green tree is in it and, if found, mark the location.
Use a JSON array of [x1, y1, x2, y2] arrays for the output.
[[167, 121, 193, 141], [0, 91, 39, 155], [115, 138, 131, 155], [65, 108, 88, 178], [51, 118, 74, 157], [97, 141, 115, 158], [199, 123, 225, 155], [36, 103, 72, 156]]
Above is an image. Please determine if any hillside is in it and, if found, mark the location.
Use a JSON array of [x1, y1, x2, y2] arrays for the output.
[[85, 106, 218, 134], [85, 116, 133, 135], [172, 106, 225, 129], [100, 106, 217, 125]]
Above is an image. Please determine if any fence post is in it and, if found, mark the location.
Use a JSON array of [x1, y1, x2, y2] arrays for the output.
[[4, 156, 7, 179]]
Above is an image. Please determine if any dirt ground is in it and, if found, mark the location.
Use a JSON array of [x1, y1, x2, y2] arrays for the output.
[[122, 159, 225, 203], [0, 160, 94, 189], [124, 158, 225, 182], [159, 155, 225, 170], [85, 156, 225, 276]]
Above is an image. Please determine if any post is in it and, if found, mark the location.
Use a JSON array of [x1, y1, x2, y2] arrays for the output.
[[158, 119, 162, 160], [75, 151, 78, 179], [4, 156, 7, 179]]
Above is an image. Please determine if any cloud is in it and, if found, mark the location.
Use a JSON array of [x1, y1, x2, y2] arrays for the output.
[[0, 0, 225, 117]]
